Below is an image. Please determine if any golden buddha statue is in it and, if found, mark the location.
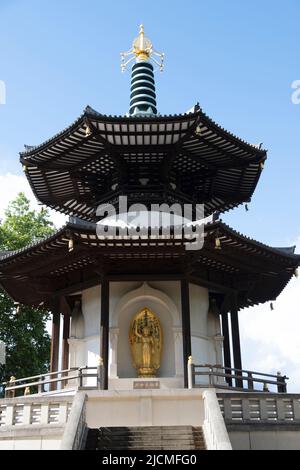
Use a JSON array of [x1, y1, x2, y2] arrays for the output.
[[129, 308, 162, 378]]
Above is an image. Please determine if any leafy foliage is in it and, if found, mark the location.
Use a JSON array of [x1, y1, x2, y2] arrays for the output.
[[0, 193, 55, 392]]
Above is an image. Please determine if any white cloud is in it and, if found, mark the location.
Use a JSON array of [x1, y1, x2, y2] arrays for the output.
[[0, 173, 67, 228], [239, 239, 300, 392]]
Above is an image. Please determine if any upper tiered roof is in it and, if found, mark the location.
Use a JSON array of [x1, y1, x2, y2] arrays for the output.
[[20, 105, 266, 221]]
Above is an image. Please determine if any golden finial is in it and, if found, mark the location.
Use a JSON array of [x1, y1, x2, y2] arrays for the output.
[[121, 25, 164, 72]]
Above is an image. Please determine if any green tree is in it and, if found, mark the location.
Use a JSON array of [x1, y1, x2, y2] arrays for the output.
[[0, 193, 55, 393]]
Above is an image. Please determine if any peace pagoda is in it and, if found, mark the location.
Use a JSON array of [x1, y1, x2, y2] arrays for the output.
[[0, 26, 299, 451]]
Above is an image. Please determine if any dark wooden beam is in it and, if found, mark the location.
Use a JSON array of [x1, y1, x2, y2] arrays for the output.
[[221, 312, 232, 387], [62, 314, 70, 372], [188, 274, 235, 295], [50, 301, 60, 390], [231, 301, 243, 388], [100, 279, 110, 390], [107, 273, 184, 282], [181, 279, 192, 388]]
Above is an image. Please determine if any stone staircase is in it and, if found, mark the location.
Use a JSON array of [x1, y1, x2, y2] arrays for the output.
[[85, 426, 206, 450]]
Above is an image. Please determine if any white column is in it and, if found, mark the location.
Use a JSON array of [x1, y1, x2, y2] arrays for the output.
[[68, 338, 86, 368], [109, 327, 119, 378], [173, 326, 184, 377], [214, 334, 225, 385]]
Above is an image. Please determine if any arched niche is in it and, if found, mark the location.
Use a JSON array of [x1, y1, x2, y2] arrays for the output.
[[109, 282, 183, 379]]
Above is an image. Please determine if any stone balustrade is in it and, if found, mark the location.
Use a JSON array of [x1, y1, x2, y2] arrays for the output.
[[0, 396, 73, 428], [218, 393, 300, 424]]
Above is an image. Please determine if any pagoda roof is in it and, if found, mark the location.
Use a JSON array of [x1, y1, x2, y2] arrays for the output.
[[20, 105, 266, 220], [0, 220, 298, 310]]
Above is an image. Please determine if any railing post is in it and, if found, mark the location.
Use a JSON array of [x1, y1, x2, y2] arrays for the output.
[[97, 358, 103, 390], [247, 372, 254, 390], [5, 376, 16, 398], [78, 368, 83, 388], [209, 366, 214, 386], [38, 376, 43, 394], [277, 371, 287, 393], [188, 356, 193, 389]]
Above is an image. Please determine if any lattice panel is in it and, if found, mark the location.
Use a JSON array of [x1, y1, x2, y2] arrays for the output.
[[248, 399, 260, 421], [13, 404, 24, 425], [30, 404, 42, 425], [229, 399, 243, 421], [0, 406, 6, 427], [48, 404, 60, 424], [282, 399, 294, 421]]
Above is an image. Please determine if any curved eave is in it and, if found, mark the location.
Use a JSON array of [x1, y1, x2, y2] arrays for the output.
[[20, 104, 266, 165], [19, 105, 267, 221], [20, 105, 200, 161], [2, 221, 297, 267], [0, 221, 298, 309]]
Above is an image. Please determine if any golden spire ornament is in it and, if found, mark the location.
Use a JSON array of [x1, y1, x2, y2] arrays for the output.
[[121, 24, 165, 72]]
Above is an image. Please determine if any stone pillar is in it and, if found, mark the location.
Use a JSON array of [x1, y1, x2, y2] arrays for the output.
[[68, 338, 86, 368], [109, 327, 119, 378], [173, 327, 184, 378], [214, 334, 225, 385]]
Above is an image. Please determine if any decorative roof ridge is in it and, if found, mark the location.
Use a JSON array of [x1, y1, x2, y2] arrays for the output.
[[20, 105, 200, 158], [19, 102, 266, 162], [0, 250, 14, 260], [212, 220, 300, 260], [0, 224, 70, 262], [20, 109, 88, 158], [198, 107, 267, 155], [85, 103, 199, 120], [1, 219, 299, 265]]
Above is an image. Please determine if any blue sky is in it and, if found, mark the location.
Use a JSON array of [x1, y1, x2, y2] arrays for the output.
[[0, 0, 299, 246], [0, 0, 300, 389]]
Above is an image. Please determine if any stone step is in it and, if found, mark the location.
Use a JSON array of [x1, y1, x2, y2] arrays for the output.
[[98, 431, 204, 438], [98, 427, 201, 433], [86, 426, 206, 451], [98, 435, 204, 442], [97, 443, 206, 449], [98, 437, 204, 443], [85, 429, 101, 451], [98, 428, 203, 436]]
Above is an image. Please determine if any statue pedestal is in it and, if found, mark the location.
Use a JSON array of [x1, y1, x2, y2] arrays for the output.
[[133, 380, 160, 389], [109, 377, 184, 390]]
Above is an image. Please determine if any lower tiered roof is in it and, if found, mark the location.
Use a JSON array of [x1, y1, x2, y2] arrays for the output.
[[0, 220, 298, 310]]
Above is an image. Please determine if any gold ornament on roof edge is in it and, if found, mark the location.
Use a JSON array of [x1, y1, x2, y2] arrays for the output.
[[129, 307, 162, 378]]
